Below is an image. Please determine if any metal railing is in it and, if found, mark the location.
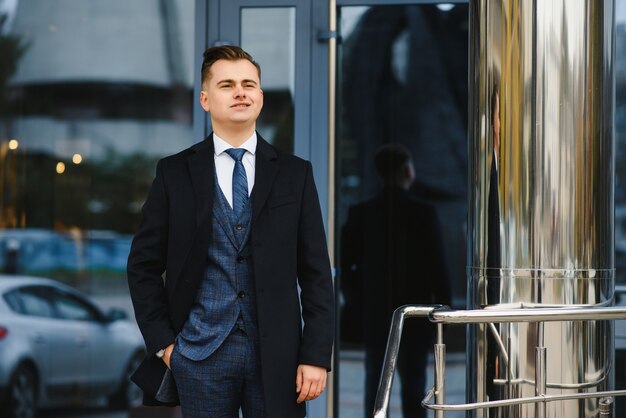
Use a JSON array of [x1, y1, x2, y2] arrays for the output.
[[373, 305, 626, 418]]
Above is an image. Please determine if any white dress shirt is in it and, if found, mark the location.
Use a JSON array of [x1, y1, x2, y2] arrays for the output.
[[213, 132, 257, 209]]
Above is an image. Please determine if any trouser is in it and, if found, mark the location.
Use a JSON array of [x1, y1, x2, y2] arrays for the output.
[[171, 324, 265, 418]]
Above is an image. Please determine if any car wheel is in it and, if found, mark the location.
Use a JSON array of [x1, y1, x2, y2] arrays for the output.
[[2, 364, 37, 418], [108, 351, 143, 409]]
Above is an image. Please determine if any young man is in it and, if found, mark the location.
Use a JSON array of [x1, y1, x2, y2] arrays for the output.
[[127, 45, 334, 418]]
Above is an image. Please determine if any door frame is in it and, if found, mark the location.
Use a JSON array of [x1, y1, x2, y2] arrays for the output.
[[193, 2, 331, 416], [193, 0, 331, 223]]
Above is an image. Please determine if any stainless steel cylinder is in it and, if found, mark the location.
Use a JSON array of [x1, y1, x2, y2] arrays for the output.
[[467, 1, 616, 417]]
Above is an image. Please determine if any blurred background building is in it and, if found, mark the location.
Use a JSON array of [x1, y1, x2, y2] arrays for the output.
[[0, 0, 194, 287]]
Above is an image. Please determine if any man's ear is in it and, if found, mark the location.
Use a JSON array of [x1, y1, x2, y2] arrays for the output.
[[200, 90, 210, 112]]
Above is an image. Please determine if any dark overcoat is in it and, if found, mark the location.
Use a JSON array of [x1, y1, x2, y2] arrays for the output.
[[340, 187, 451, 348], [127, 134, 335, 418]]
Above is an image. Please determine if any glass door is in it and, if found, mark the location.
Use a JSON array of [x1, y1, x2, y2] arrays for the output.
[[199, 1, 471, 417], [201, 3, 328, 417], [334, 2, 469, 417], [206, 0, 313, 159]]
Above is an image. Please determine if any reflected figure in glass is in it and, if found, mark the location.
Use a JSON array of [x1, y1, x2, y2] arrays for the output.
[[340, 144, 451, 418]]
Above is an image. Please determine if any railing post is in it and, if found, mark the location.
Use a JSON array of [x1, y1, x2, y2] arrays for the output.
[[535, 346, 547, 418], [599, 397, 613, 417], [534, 322, 546, 418], [374, 306, 441, 418], [434, 323, 446, 418]]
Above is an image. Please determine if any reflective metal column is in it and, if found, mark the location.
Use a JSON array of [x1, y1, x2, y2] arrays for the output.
[[467, 1, 616, 417]]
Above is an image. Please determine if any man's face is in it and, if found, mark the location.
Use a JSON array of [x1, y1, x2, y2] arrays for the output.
[[200, 59, 263, 131]]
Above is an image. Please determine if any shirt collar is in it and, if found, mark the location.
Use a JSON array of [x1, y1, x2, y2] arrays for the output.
[[213, 132, 257, 156]]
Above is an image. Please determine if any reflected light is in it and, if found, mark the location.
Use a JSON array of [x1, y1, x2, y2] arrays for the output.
[[72, 153, 83, 164], [8, 139, 18, 150], [56, 162, 66, 174], [437, 4, 455, 12]]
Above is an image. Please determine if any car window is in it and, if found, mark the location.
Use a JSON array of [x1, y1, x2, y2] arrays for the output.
[[50, 290, 100, 322], [16, 287, 55, 318], [3, 290, 24, 314]]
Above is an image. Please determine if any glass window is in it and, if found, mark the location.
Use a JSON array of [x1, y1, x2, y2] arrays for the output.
[[0, 2, 194, 410], [3, 289, 23, 313], [50, 290, 98, 322], [0, 1, 194, 295], [336, 4, 468, 416], [17, 287, 54, 318], [240, 7, 296, 153], [614, 3, 626, 414], [616, 1, 626, 284]]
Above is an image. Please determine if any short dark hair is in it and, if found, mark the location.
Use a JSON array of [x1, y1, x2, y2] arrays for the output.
[[201, 45, 261, 86], [374, 143, 412, 183]]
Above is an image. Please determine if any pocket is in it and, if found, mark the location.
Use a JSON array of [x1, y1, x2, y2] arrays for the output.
[[268, 194, 297, 208]]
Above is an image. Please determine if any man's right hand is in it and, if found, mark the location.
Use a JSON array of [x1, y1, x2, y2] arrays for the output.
[[162, 343, 175, 369]]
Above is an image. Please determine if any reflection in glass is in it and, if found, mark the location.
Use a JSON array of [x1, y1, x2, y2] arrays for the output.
[[336, 4, 468, 417], [613, 2, 626, 416], [0, 0, 194, 276], [616, 1, 626, 283], [0, 0, 194, 412], [241, 7, 295, 153]]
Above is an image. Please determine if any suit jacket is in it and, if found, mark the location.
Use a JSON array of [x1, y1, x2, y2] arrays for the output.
[[340, 187, 450, 349], [127, 134, 335, 417]]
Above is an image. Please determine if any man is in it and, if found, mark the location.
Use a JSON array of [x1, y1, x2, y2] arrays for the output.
[[127, 45, 334, 418], [341, 143, 450, 418]]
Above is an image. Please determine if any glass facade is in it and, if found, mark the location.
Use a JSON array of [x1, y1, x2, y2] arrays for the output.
[[613, 3, 626, 417], [0, 0, 194, 285], [241, 7, 296, 153], [335, 4, 468, 417], [0, 0, 194, 414], [616, 2, 626, 284]]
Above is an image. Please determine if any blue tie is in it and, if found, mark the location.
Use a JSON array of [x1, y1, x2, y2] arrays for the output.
[[225, 148, 249, 216]]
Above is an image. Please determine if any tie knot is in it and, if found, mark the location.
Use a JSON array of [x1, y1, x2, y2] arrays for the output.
[[226, 148, 246, 162]]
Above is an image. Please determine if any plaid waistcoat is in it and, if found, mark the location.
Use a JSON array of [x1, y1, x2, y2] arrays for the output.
[[175, 180, 257, 361]]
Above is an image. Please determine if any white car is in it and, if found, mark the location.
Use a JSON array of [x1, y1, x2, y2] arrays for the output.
[[0, 275, 145, 418]]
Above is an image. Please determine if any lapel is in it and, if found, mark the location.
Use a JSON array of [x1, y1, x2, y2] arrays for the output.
[[252, 135, 279, 224], [187, 133, 278, 234], [213, 181, 241, 250], [187, 135, 215, 230]]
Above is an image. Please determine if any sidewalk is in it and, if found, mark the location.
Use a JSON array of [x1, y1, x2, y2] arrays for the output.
[[338, 350, 466, 418]]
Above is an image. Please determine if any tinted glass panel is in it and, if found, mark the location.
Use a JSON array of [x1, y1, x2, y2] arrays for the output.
[[616, 2, 626, 283], [0, 1, 194, 294], [17, 288, 54, 318], [0, 1, 193, 411], [3, 289, 23, 313], [240, 7, 296, 153], [336, 4, 468, 416], [613, 3, 626, 416], [51, 290, 98, 321]]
